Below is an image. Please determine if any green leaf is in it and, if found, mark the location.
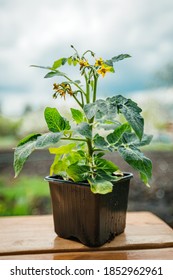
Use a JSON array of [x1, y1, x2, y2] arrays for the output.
[[30, 65, 52, 70], [52, 58, 67, 69], [49, 143, 76, 154], [67, 57, 72, 65], [49, 147, 86, 177], [72, 58, 78, 66], [66, 163, 90, 182], [70, 108, 84, 124], [84, 103, 98, 119], [118, 145, 152, 185], [77, 122, 92, 139], [89, 179, 113, 194], [50, 154, 72, 178], [93, 134, 108, 150], [84, 99, 117, 121], [44, 107, 70, 132], [17, 133, 41, 147], [74, 80, 81, 84], [122, 133, 153, 147], [111, 95, 144, 140], [14, 132, 62, 177], [105, 59, 113, 67], [44, 70, 66, 78], [140, 172, 151, 187], [112, 54, 131, 62], [14, 141, 36, 178], [50, 154, 62, 176], [107, 123, 130, 146], [95, 158, 119, 173], [95, 99, 110, 118], [35, 132, 62, 148]]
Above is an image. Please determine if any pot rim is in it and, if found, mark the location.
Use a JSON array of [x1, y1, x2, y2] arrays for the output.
[[44, 172, 133, 186]]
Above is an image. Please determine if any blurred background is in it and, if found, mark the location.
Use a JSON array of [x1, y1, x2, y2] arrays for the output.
[[0, 0, 173, 227]]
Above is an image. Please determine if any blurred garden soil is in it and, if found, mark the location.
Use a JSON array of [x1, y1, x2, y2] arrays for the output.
[[0, 149, 173, 228]]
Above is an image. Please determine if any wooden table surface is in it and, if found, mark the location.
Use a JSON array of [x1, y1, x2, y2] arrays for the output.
[[0, 212, 173, 260]]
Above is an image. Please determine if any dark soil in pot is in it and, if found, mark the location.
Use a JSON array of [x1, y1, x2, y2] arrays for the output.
[[45, 172, 133, 247]]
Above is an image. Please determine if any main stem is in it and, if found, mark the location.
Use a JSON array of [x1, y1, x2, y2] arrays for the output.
[[93, 74, 98, 102]]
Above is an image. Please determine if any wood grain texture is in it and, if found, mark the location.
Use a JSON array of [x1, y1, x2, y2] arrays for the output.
[[0, 248, 173, 260], [0, 212, 173, 258]]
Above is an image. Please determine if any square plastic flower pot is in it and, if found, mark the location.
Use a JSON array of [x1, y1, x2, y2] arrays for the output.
[[45, 172, 133, 247]]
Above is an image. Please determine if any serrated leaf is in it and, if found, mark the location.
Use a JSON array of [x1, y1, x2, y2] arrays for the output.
[[111, 95, 144, 140], [44, 107, 70, 132], [122, 133, 153, 146], [77, 122, 92, 139], [84, 99, 117, 122], [107, 123, 130, 146], [70, 108, 84, 124], [118, 145, 152, 185]]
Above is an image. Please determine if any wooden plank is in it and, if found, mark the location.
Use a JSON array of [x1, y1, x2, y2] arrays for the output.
[[0, 248, 173, 260], [0, 212, 173, 256]]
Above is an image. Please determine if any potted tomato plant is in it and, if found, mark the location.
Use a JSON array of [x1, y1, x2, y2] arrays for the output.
[[14, 46, 152, 246]]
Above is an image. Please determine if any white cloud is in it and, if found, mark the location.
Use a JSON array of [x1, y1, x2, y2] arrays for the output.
[[1, 0, 173, 116]]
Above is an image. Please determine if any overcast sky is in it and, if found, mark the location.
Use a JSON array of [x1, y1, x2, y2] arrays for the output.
[[1, 0, 173, 116]]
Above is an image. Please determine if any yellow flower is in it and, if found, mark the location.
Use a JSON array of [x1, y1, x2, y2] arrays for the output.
[[97, 65, 112, 77], [95, 58, 104, 67], [79, 59, 89, 70], [53, 83, 73, 99]]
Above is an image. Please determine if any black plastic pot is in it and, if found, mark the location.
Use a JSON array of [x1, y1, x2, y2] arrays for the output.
[[45, 172, 133, 247]]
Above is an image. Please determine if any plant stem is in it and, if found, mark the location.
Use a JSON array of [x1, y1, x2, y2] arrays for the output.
[[64, 74, 86, 96], [61, 137, 87, 142], [85, 73, 90, 104], [93, 74, 98, 102], [73, 94, 83, 108], [87, 139, 93, 157]]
